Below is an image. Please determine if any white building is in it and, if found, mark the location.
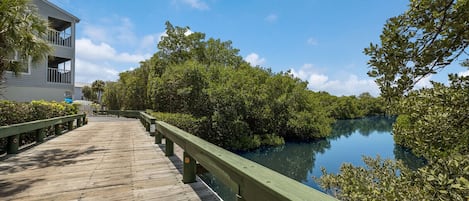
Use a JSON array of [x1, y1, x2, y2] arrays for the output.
[[1, 0, 79, 102], [74, 82, 91, 101]]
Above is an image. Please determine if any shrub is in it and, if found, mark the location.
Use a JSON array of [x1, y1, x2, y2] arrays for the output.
[[151, 112, 200, 134], [0, 100, 78, 154], [318, 154, 469, 200], [0, 100, 34, 126], [30, 100, 78, 119], [261, 134, 285, 146]]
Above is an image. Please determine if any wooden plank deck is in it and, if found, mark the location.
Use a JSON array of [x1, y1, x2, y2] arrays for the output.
[[0, 117, 221, 201]]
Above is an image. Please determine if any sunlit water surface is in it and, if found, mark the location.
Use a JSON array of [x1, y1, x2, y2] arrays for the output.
[[199, 117, 425, 200]]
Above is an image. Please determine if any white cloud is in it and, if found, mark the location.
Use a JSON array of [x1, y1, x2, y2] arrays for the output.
[[83, 24, 108, 43], [139, 31, 168, 51], [74, 38, 152, 83], [82, 17, 137, 45], [185, 29, 193, 36], [244, 53, 266, 66], [75, 58, 119, 83], [74, 17, 159, 84], [139, 34, 158, 52], [76, 38, 150, 63], [265, 14, 278, 23], [176, 0, 209, 10], [307, 37, 317, 46], [459, 70, 469, 77], [290, 64, 380, 96], [414, 75, 433, 89]]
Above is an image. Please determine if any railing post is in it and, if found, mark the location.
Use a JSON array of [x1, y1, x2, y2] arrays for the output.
[[183, 151, 197, 183], [83, 115, 87, 125], [149, 119, 156, 136], [67, 121, 74, 131], [54, 124, 62, 135], [155, 131, 162, 144], [7, 134, 19, 154], [165, 138, 174, 156], [77, 118, 82, 127], [36, 128, 45, 143]]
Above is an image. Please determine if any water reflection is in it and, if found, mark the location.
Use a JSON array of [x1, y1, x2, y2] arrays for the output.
[[241, 139, 330, 182], [200, 116, 423, 200], [329, 116, 395, 139], [394, 144, 427, 170]]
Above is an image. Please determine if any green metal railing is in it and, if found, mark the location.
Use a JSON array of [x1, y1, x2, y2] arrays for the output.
[[155, 121, 337, 201], [0, 114, 87, 154]]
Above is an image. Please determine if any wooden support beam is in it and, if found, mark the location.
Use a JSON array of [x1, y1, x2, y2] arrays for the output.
[[165, 139, 174, 156], [7, 134, 19, 154], [183, 151, 197, 183]]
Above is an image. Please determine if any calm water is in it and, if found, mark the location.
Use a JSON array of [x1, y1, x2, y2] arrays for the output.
[[199, 117, 425, 200]]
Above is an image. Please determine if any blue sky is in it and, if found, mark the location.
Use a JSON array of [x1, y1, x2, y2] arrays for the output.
[[49, 0, 468, 96]]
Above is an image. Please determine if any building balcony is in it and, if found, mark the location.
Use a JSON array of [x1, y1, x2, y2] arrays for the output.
[[47, 16, 72, 48], [47, 67, 72, 84], [48, 29, 72, 47]]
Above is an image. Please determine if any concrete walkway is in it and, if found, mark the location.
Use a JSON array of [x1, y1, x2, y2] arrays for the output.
[[0, 117, 220, 201]]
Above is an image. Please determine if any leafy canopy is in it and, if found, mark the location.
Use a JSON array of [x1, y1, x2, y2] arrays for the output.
[[365, 0, 469, 101]]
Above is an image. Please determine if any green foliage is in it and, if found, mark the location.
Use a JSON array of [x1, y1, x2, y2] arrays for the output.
[[82, 85, 96, 102], [151, 112, 200, 135], [319, 155, 469, 201], [0, 0, 52, 82], [105, 21, 386, 151], [320, 0, 469, 200], [0, 100, 78, 153], [0, 100, 34, 126], [316, 92, 386, 119], [393, 75, 469, 159], [104, 21, 339, 151], [364, 0, 469, 101], [101, 81, 120, 110], [260, 134, 285, 146], [91, 80, 105, 104], [0, 100, 77, 126], [30, 100, 78, 119]]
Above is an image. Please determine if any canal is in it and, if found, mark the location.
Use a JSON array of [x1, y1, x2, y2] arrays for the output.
[[199, 116, 425, 200]]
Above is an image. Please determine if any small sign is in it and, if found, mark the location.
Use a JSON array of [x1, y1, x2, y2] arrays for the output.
[[150, 124, 156, 132]]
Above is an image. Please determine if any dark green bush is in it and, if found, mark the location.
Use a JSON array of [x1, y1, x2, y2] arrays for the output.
[[0, 100, 78, 154], [151, 112, 200, 134]]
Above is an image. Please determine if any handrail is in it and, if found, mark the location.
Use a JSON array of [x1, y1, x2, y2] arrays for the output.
[[156, 121, 338, 201], [0, 114, 87, 154], [48, 29, 72, 47], [93, 110, 141, 118], [47, 68, 72, 84], [139, 111, 156, 137], [89, 110, 337, 200]]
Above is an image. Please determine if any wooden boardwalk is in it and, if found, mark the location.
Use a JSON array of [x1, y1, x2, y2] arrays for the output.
[[0, 117, 221, 201]]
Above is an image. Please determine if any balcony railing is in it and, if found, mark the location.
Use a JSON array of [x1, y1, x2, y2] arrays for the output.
[[48, 29, 72, 47], [47, 68, 71, 84]]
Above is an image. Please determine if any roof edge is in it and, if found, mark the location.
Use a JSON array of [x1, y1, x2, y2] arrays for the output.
[[39, 0, 80, 23]]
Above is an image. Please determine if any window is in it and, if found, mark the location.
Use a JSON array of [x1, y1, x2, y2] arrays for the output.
[[5, 51, 31, 74]]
